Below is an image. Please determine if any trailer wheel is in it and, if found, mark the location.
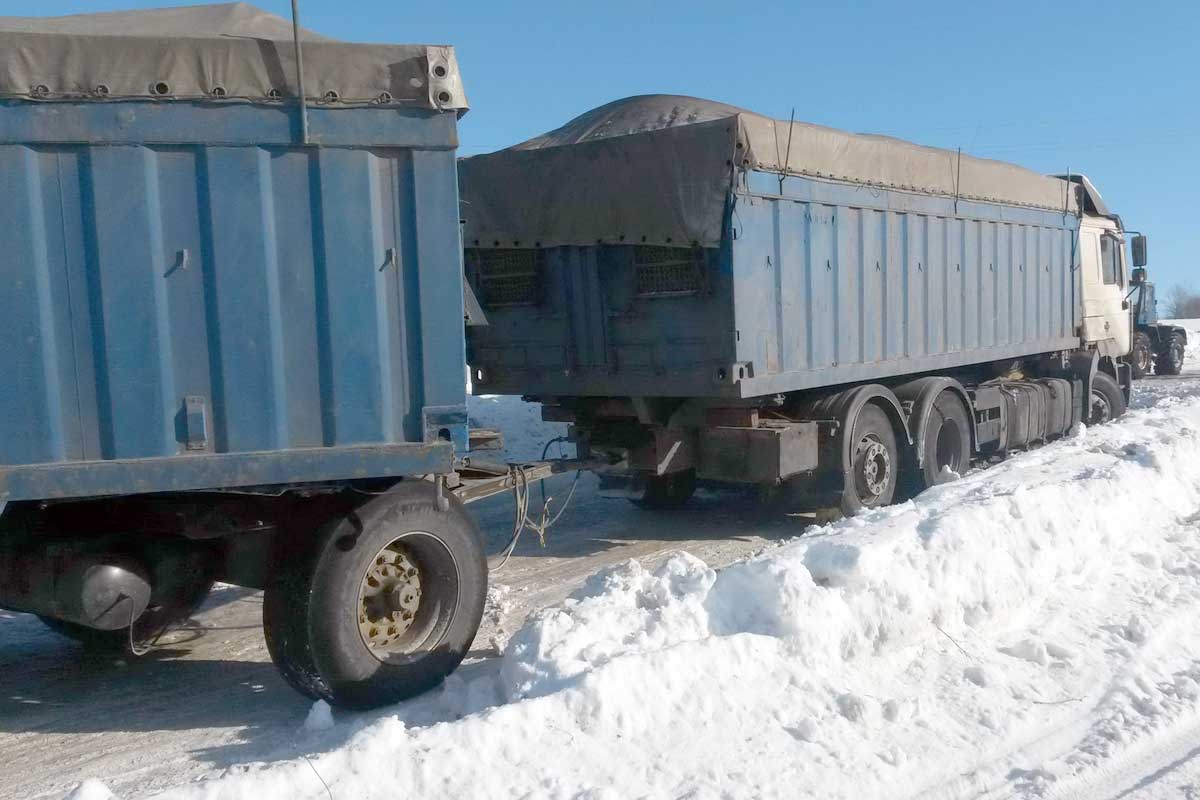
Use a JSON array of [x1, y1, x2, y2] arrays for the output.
[[1155, 333, 1186, 376], [911, 391, 971, 492], [38, 576, 214, 653], [1130, 332, 1153, 379], [840, 404, 899, 515], [1088, 372, 1127, 424], [262, 482, 486, 710], [632, 469, 696, 510]]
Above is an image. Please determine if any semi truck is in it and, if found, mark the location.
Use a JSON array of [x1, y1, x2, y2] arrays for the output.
[[460, 95, 1143, 514], [0, 9, 1143, 710]]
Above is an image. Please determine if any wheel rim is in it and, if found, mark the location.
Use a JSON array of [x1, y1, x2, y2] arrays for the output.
[[1172, 343, 1185, 368], [1090, 389, 1112, 424], [853, 434, 892, 503], [1136, 348, 1151, 373], [357, 533, 458, 660]]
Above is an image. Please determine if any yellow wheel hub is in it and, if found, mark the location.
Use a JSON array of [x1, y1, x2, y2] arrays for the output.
[[358, 543, 422, 652]]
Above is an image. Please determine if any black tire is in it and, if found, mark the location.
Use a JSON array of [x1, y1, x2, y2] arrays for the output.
[[1088, 371, 1127, 424], [1130, 331, 1153, 379], [631, 469, 696, 510], [1155, 333, 1186, 376], [262, 482, 486, 710], [840, 403, 899, 516], [39, 577, 214, 654], [909, 391, 971, 493]]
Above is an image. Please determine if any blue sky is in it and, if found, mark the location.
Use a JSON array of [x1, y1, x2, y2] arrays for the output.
[[25, 0, 1200, 291]]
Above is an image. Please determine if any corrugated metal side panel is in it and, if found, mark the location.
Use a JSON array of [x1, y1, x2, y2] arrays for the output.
[[0, 139, 465, 469], [731, 184, 1078, 396]]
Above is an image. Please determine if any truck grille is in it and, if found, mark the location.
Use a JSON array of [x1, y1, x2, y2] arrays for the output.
[[466, 248, 543, 308], [634, 246, 705, 297]]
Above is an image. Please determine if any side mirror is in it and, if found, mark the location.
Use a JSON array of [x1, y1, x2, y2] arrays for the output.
[[1132, 234, 1148, 267], [1131, 267, 1147, 285]]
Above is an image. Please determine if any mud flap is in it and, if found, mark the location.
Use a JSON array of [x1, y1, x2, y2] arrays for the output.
[[1116, 361, 1133, 405]]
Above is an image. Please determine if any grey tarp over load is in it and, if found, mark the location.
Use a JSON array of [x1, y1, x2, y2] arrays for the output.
[[0, 2, 466, 110], [459, 94, 1079, 249]]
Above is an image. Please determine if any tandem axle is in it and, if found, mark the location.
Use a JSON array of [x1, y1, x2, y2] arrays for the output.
[[545, 352, 1126, 515]]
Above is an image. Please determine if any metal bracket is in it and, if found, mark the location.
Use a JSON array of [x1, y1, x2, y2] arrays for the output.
[[164, 248, 189, 277], [434, 474, 450, 512], [379, 247, 396, 272], [182, 396, 208, 452]]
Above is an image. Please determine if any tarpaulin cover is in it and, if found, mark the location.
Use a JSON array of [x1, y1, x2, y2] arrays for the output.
[[460, 95, 1079, 249], [0, 2, 466, 110]]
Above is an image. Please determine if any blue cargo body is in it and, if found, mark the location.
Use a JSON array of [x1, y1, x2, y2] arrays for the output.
[[0, 101, 468, 503], [461, 96, 1087, 405], [466, 172, 1081, 400]]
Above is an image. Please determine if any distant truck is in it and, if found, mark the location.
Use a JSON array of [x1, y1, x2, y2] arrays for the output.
[[1125, 261, 1188, 377], [462, 95, 1145, 513]]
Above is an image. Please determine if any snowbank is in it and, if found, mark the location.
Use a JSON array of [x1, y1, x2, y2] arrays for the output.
[[155, 382, 1200, 800]]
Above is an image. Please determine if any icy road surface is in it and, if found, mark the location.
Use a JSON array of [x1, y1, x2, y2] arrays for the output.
[[4, 323, 1200, 800]]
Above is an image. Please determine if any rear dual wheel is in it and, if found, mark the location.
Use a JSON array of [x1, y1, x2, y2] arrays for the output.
[[903, 391, 972, 498], [263, 483, 486, 710], [840, 404, 899, 515]]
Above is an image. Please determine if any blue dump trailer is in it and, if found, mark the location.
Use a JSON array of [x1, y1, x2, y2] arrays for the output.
[[462, 96, 1142, 513], [0, 4, 500, 709]]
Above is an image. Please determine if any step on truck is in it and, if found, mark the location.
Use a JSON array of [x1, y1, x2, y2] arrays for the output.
[[0, 11, 1144, 709], [461, 95, 1143, 515]]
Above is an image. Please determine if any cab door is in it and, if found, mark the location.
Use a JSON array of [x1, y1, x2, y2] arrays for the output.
[[1079, 224, 1132, 356]]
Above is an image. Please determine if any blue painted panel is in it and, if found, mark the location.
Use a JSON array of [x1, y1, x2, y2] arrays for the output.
[[412, 151, 470, 404], [728, 179, 1079, 397], [860, 209, 885, 365], [0, 101, 466, 502], [202, 146, 279, 452], [316, 148, 388, 445], [0, 101, 459, 149], [82, 147, 172, 458], [963, 220, 980, 351], [945, 217, 963, 354], [0, 146, 67, 464]]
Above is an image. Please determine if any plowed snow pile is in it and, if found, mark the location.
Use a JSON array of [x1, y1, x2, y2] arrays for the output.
[[106, 365, 1200, 799]]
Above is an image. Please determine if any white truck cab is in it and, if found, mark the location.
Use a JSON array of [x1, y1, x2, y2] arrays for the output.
[[1067, 175, 1141, 361], [1079, 215, 1132, 357]]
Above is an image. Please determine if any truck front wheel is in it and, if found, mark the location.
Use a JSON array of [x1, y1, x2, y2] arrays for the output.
[[1089, 372, 1127, 424], [1130, 332, 1153, 379], [263, 483, 486, 710]]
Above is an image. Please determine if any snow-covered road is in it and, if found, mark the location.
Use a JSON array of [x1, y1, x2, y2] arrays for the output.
[[5, 326, 1200, 800], [0, 406, 798, 800]]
